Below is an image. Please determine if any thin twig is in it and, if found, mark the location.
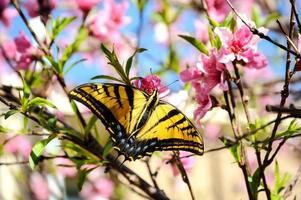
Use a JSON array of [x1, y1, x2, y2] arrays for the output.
[[289, 0, 301, 34], [283, 165, 301, 199], [173, 152, 195, 200], [226, 0, 301, 58], [145, 159, 160, 189]]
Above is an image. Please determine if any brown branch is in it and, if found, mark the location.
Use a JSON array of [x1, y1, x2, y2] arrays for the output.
[[283, 165, 301, 199]]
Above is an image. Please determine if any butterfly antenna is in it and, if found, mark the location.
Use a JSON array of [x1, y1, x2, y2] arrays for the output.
[[159, 79, 179, 92]]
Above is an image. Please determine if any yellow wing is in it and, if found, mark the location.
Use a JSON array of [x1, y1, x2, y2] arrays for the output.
[[69, 83, 150, 135], [133, 102, 204, 158], [69, 83, 203, 160]]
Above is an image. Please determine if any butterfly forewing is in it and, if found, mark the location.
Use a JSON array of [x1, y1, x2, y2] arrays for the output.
[[69, 83, 149, 135]]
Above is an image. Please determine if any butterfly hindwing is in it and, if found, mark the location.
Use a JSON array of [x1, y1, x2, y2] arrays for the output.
[[135, 102, 204, 155]]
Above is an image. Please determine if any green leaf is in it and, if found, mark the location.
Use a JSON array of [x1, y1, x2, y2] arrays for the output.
[[133, 0, 148, 11], [229, 143, 241, 163], [27, 97, 56, 110], [207, 16, 220, 28], [29, 135, 56, 169], [100, 44, 130, 84], [64, 58, 86, 75], [263, 12, 280, 26], [77, 166, 97, 191], [276, 119, 301, 139], [179, 35, 209, 55], [50, 16, 77, 41], [103, 140, 113, 158], [47, 117, 57, 130], [125, 48, 147, 77], [249, 168, 261, 198], [0, 125, 9, 133], [167, 46, 180, 72], [273, 161, 291, 196], [220, 13, 234, 28], [84, 115, 98, 135], [4, 110, 19, 119], [91, 75, 125, 83], [251, 6, 261, 27], [60, 27, 88, 71], [44, 55, 61, 74]]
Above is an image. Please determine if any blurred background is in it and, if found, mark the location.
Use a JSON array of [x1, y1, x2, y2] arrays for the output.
[[1, 0, 301, 199]]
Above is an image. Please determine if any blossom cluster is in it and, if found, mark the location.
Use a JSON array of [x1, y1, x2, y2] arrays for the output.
[[180, 23, 268, 123]]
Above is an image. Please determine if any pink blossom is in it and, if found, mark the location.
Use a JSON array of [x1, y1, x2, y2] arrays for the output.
[[204, 123, 221, 140], [0, 4, 17, 27], [80, 177, 114, 200], [215, 25, 268, 69], [170, 151, 197, 176], [246, 150, 257, 173], [13, 31, 42, 70], [180, 49, 227, 121], [182, 49, 227, 92], [89, 0, 130, 41], [14, 32, 32, 53], [29, 172, 49, 200], [55, 158, 77, 177], [133, 74, 169, 95], [76, 0, 100, 13], [23, 0, 56, 18], [206, 0, 230, 22], [4, 135, 32, 159], [193, 94, 212, 123], [194, 20, 209, 44], [179, 65, 203, 82], [1, 40, 17, 59]]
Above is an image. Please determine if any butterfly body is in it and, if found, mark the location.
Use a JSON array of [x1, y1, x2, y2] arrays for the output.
[[69, 83, 203, 161]]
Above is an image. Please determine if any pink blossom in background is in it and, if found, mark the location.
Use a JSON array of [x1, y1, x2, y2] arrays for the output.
[[215, 25, 268, 69], [1, 40, 17, 59], [194, 20, 209, 44], [80, 169, 114, 200], [13, 31, 42, 70], [23, 0, 57, 18], [55, 158, 77, 178], [206, 0, 230, 22], [29, 172, 49, 200], [204, 123, 221, 140], [14, 32, 32, 53], [170, 151, 197, 176], [133, 74, 169, 95], [0, 3, 17, 27], [89, 0, 130, 42], [246, 150, 257, 173], [76, 0, 100, 13], [4, 135, 32, 159]]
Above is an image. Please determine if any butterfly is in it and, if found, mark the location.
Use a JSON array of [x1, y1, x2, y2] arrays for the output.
[[69, 83, 204, 161]]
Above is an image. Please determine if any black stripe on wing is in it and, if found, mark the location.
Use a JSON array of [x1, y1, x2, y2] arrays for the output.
[[69, 87, 126, 135]]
